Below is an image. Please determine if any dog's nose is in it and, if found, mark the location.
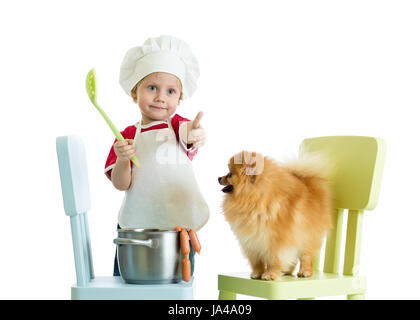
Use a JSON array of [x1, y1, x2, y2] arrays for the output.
[[218, 177, 222, 183]]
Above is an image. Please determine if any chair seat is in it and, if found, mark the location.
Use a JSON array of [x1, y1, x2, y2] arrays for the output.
[[218, 272, 365, 300], [72, 276, 195, 300]]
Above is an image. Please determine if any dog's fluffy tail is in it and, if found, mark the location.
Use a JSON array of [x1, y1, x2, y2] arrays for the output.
[[283, 152, 334, 181]]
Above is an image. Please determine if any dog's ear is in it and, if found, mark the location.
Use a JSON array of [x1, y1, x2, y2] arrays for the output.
[[250, 175, 257, 183], [233, 151, 264, 178], [244, 152, 264, 176]]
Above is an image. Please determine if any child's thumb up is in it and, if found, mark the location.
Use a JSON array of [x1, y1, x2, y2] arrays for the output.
[[192, 111, 203, 129]]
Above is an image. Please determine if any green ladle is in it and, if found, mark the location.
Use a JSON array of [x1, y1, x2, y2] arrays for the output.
[[86, 69, 140, 167]]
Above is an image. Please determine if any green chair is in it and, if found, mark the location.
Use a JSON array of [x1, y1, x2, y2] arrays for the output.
[[218, 136, 386, 300]]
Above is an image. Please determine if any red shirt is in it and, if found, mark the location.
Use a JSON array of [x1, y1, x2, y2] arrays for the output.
[[104, 114, 198, 180]]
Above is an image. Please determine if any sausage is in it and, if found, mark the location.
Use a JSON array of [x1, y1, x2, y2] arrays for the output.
[[182, 257, 191, 282], [180, 229, 190, 255], [173, 226, 183, 232], [180, 229, 191, 281], [188, 229, 201, 254]]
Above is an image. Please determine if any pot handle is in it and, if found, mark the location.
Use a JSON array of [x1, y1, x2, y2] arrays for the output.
[[113, 238, 158, 248]]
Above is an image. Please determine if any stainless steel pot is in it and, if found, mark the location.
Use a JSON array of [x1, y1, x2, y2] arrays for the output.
[[113, 228, 181, 284]]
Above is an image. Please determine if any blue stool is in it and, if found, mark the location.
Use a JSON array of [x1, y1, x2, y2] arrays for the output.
[[56, 135, 195, 300]]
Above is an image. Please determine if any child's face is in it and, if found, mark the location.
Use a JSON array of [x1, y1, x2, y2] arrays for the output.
[[133, 72, 182, 124]]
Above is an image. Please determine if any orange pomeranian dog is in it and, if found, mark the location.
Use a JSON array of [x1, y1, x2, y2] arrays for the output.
[[218, 151, 332, 280]]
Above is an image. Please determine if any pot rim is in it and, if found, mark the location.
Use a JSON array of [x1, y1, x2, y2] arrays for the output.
[[117, 228, 179, 233]]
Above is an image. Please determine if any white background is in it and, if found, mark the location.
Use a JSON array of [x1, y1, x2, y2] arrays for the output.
[[1, 0, 419, 300]]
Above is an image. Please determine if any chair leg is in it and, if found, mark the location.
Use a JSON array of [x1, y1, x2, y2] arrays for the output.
[[219, 290, 237, 300], [347, 293, 365, 300]]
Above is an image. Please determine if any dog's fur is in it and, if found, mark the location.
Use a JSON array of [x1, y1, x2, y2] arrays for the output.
[[219, 151, 332, 280]]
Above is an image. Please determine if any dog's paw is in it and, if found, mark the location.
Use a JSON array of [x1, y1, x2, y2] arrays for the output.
[[297, 270, 313, 278], [261, 271, 280, 281], [250, 271, 262, 279]]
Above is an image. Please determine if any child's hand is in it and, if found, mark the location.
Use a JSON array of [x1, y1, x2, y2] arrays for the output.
[[187, 112, 206, 148], [114, 139, 136, 162]]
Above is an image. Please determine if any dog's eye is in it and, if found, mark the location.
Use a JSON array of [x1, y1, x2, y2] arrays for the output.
[[227, 172, 232, 178]]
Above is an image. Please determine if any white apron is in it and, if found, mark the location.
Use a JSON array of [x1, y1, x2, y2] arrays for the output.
[[118, 119, 210, 231]]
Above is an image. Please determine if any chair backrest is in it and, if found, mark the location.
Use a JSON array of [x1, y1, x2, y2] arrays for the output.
[[299, 136, 386, 276], [56, 135, 94, 285]]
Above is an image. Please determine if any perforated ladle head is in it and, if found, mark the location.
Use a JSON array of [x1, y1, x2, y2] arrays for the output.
[[86, 69, 97, 105]]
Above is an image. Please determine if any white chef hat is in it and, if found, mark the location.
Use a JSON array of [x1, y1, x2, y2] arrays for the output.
[[119, 35, 200, 99]]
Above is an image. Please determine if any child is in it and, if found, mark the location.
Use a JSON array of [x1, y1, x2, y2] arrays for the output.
[[105, 35, 210, 276]]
